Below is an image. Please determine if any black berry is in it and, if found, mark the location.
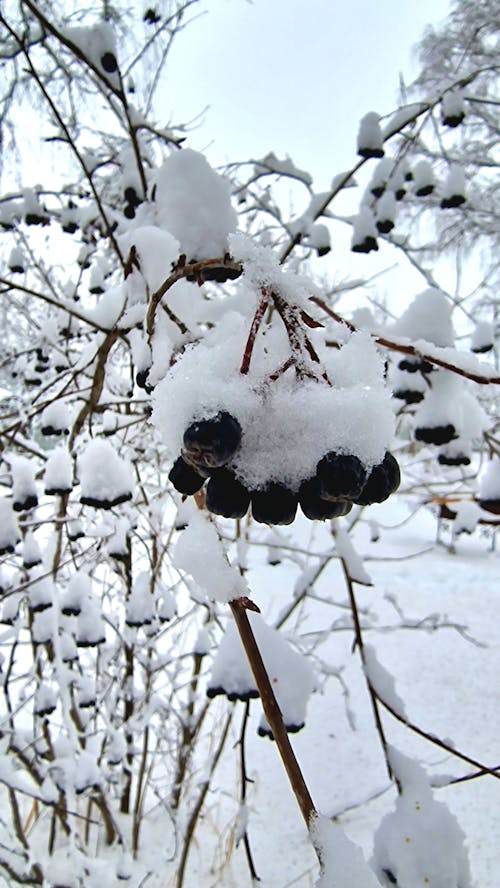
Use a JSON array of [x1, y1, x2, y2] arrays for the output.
[[316, 452, 367, 501], [251, 483, 298, 526], [355, 452, 401, 505], [168, 456, 205, 495], [299, 476, 352, 520], [206, 469, 250, 519], [101, 52, 118, 73], [415, 424, 456, 445], [183, 412, 241, 470]]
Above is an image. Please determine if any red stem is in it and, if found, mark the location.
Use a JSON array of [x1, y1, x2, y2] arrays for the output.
[[240, 289, 270, 375]]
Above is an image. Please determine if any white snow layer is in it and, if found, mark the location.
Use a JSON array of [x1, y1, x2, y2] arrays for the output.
[[173, 511, 247, 603], [310, 814, 382, 888], [78, 438, 135, 504], [208, 612, 315, 728], [154, 149, 238, 259], [44, 446, 73, 493], [120, 225, 180, 293], [363, 645, 407, 717], [371, 747, 472, 888], [479, 458, 500, 500], [393, 288, 455, 347]]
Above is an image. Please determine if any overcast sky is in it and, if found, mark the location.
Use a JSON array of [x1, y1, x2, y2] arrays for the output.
[[164, 0, 453, 308], [166, 0, 452, 183]]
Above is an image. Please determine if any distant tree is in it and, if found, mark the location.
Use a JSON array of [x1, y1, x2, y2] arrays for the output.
[[0, 1, 498, 886]]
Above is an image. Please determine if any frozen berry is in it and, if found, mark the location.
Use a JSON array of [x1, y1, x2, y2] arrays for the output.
[[393, 388, 425, 404], [438, 453, 471, 466], [415, 424, 456, 445], [183, 412, 241, 470], [100, 52, 118, 73], [355, 452, 400, 505], [169, 456, 205, 495], [351, 236, 379, 254], [299, 477, 352, 520], [251, 483, 298, 526], [206, 469, 250, 519], [316, 453, 367, 501], [478, 498, 500, 515], [398, 358, 434, 374]]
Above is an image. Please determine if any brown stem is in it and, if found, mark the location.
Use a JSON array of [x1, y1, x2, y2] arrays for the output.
[[311, 297, 500, 385], [238, 700, 260, 882], [339, 556, 393, 783], [229, 599, 318, 832]]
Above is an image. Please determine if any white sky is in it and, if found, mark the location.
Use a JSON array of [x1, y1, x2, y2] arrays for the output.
[[167, 0, 452, 181]]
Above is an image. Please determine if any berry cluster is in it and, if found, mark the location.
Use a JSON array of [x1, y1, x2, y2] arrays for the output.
[[169, 412, 400, 525]]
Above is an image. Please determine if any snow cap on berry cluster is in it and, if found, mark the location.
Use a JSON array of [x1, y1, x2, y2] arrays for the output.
[[152, 306, 394, 492], [393, 287, 455, 347], [371, 747, 472, 887], [155, 149, 238, 259]]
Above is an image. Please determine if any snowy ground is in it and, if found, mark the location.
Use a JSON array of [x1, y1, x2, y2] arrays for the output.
[[182, 500, 499, 887]]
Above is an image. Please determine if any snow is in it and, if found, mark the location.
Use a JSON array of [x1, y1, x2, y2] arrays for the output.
[[22, 530, 42, 568], [442, 89, 465, 123], [478, 459, 500, 500], [63, 21, 120, 86], [78, 438, 135, 507], [40, 400, 71, 435], [126, 570, 155, 627], [441, 164, 466, 201], [173, 511, 247, 603], [413, 159, 435, 193], [60, 570, 92, 616], [371, 747, 473, 887], [357, 112, 385, 156], [28, 570, 54, 611], [253, 151, 313, 186], [7, 454, 38, 510], [207, 612, 316, 732], [333, 522, 373, 585], [393, 288, 455, 347], [85, 285, 125, 329], [363, 645, 407, 717], [44, 445, 73, 494], [351, 206, 378, 248], [0, 497, 20, 553], [120, 225, 180, 293], [154, 149, 238, 258], [413, 370, 466, 433], [453, 501, 481, 536], [310, 814, 381, 887], [471, 320, 494, 353]]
